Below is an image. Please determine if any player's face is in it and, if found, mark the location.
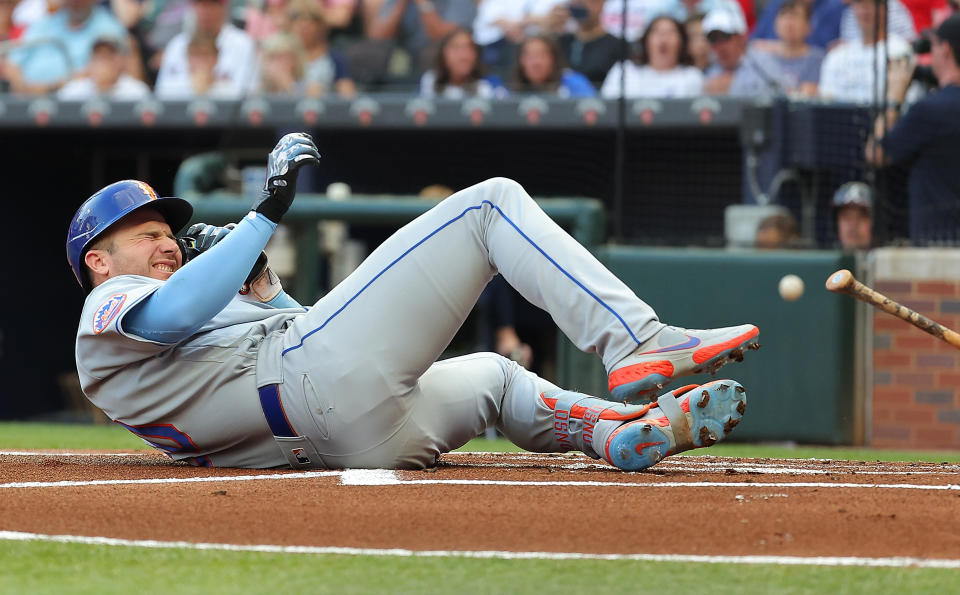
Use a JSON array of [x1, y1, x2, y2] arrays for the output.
[[837, 206, 872, 250], [99, 209, 182, 282]]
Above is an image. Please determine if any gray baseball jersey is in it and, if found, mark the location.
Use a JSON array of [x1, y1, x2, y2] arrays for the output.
[[76, 276, 303, 467], [76, 177, 668, 469]]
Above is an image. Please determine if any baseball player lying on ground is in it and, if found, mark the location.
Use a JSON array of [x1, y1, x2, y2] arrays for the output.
[[67, 133, 760, 471]]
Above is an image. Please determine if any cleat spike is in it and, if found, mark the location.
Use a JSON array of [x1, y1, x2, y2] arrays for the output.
[[698, 390, 710, 408], [724, 417, 740, 434], [699, 426, 718, 446], [748, 343, 761, 351], [735, 385, 746, 394], [656, 382, 664, 390], [641, 424, 653, 434], [737, 400, 746, 415]]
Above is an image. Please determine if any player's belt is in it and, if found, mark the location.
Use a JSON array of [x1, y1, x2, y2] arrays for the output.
[[258, 384, 297, 438], [258, 384, 327, 469]]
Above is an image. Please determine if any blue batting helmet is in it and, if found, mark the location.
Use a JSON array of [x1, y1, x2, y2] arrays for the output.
[[66, 180, 193, 291]]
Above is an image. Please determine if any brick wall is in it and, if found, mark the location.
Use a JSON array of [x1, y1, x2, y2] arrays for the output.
[[871, 278, 960, 449]]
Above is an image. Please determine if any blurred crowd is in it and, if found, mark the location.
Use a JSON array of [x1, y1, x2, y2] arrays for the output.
[[0, 0, 956, 101]]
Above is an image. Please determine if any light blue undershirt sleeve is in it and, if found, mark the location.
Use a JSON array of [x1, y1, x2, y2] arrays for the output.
[[124, 212, 277, 343], [265, 290, 304, 310]]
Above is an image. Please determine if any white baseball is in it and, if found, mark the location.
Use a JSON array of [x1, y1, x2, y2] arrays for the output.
[[778, 274, 805, 301]]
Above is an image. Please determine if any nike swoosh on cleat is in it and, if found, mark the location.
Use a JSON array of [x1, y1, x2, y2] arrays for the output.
[[636, 335, 701, 355], [635, 441, 665, 456]]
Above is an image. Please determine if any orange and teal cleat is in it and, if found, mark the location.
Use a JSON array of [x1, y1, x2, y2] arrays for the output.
[[608, 324, 759, 403], [604, 380, 747, 471]]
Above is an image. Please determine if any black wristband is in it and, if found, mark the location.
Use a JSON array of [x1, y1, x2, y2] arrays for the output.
[[254, 196, 289, 224]]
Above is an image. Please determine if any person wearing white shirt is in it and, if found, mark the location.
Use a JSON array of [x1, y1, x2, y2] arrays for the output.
[[154, 0, 258, 98], [820, 0, 916, 103], [58, 35, 151, 100], [839, 0, 916, 43], [155, 31, 243, 99], [601, 15, 703, 97]]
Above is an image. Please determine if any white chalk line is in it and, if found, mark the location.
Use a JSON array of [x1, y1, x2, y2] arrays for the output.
[[2, 466, 959, 492], [0, 471, 339, 489], [1, 530, 957, 569]]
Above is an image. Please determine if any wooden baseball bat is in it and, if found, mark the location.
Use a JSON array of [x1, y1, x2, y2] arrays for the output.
[[825, 269, 960, 350]]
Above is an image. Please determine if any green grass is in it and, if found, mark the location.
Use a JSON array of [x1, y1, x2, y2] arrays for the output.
[[0, 540, 956, 595], [2, 422, 957, 593], [3, 421, 960, 462]]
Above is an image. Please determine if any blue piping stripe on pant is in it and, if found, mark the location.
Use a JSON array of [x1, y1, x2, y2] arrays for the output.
[[280, 199, 642, 357]]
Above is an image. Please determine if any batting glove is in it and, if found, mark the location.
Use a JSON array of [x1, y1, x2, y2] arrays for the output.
[[253, 132, 321, 224], [179, 222, 269, 288]]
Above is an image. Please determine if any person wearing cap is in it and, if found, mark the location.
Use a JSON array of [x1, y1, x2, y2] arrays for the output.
[[57, 34, 151, 100], [819, 0, 918, 102], [866, 13, 960, 245], [154, 0, 258, 97], [702, 4, 748, 94], [3, 0, 129, 95], [832, 182, 874, 250]]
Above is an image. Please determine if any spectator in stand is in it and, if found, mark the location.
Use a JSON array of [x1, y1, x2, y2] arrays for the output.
[[600, 15, 703, 97], [866, 14, 960, 244], [557, 0, 625, 89], [57, 34, 150, 100], [419, 27, 506, 98], [110, 0, 192, 84], [820, 0, 916, 102], [840, 0, 917, 43], [472, 0, 566, 75], [831, 182, 874, 250], [702, 3, 748, 94], [155, 32, 243, 98], [246, 0, 292, 42], [4, 0, 130, 95], [685, 13, 712, 70], [512, 33, 596, 97], [754, 212, 800, 248], [729, 0, 823, 96], [0, 0, 24, 91], [751, 0, 846, 49], [367, 0, 477, 76], [257, 32, 306, 95], [155, 0, 259, 97], [1, 0, 23, 41], [289, 0, 357, 97], [600, 0, 752, 42]]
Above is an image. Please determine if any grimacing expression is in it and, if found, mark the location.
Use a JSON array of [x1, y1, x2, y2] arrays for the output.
[[86, 208, 182, 284]]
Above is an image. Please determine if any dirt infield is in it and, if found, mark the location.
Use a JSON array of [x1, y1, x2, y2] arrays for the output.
[[2, 451, 959, 561]]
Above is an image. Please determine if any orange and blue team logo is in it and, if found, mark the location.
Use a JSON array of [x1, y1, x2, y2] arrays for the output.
[[93, 293, 127, 334], [134, 180, 158, 201]]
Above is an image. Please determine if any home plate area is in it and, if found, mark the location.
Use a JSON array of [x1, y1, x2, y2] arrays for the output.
[[1, 450, 959, 567]]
